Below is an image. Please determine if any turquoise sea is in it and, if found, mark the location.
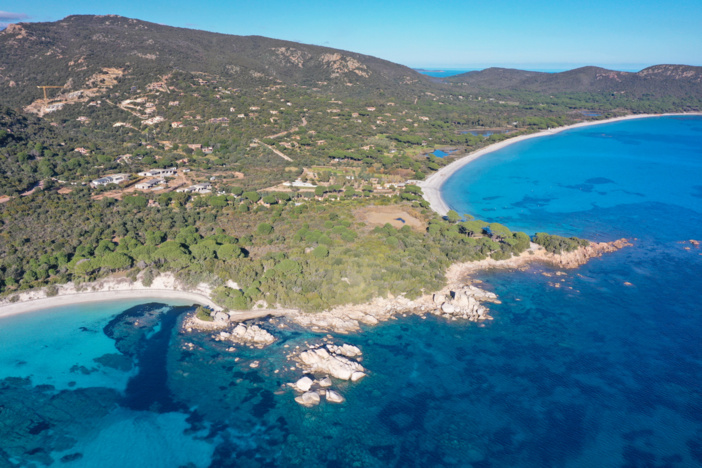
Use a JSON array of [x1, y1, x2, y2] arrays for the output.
[[1, 116, 701, 467]]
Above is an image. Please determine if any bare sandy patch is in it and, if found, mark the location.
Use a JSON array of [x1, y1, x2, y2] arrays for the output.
[[354, 205, 426, 231]]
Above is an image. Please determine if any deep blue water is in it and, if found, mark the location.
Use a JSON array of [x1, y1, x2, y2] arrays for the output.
[[2, 116, 702, 467]]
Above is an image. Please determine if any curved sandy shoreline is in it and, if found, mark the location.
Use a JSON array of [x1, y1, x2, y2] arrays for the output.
[[419, 112, 702, 215], [0, 273, 222, 319], [0, 290, 216, 319]]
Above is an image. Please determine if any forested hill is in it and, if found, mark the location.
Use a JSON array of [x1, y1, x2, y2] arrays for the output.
[[0, 14, 429, 107], [445, 65, 702, 98], [2, 14, 701, 108]]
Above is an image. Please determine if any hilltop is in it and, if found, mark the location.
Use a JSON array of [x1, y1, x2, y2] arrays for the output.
[[0, 14, 429, 108]]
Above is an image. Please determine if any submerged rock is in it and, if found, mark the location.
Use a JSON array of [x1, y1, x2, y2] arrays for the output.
[[325, 390, 345, 404]]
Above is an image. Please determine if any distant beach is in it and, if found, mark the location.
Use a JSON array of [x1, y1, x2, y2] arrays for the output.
[[419, 113, 702, 215]]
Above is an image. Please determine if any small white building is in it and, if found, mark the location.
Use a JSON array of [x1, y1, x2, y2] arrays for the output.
[[138, 167, 177, 177], [135, 178, 165, 190], [176, 183, 212, 194], [191, 183, 212, 193], [90, 174, 129, 187]]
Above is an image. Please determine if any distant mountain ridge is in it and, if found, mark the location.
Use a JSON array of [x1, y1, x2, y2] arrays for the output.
[[1, 14, 700, 109], [446, 65, 702, 97]]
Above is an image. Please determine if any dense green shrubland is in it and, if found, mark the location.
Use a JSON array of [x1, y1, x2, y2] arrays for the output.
[[0, 185, 544, 312]]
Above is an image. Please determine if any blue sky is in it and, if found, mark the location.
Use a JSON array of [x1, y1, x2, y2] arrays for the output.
[[2, 0, 701, 70]]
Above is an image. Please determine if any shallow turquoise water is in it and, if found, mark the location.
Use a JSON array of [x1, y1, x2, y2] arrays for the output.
[[442, 116, 702, 237], [1, 116, 701, 467]]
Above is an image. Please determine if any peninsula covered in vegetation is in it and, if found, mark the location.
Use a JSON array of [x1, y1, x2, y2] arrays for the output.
[[1, 15, 699, 315]]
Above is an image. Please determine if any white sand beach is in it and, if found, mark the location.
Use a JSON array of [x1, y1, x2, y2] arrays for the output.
[[0, 273, 222, 319], [419, 113, 702, 215]]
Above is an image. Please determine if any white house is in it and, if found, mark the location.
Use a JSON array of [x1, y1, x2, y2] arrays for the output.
[[90, 174, 129, 187], [176, 183, 212, 194], [137, 167, 177, 177], [135, 178, 165, 190]]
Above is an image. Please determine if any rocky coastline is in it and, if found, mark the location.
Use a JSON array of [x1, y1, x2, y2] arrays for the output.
[[446, 239, 632, 283], [179, 238, 631, 340], [179, 237, 631, 407], [286, 239, 630, 334], [0, 236, 628, 409]]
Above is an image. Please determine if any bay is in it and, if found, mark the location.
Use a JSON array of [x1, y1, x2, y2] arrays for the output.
[[1, 116, 701, 467]]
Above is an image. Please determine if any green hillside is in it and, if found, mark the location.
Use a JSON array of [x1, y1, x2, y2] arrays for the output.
[[446, 65, 702, 99], [0, 15, 699, 309]]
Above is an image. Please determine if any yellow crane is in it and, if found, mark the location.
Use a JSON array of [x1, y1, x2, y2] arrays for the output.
[[37, 85, 63, 101]]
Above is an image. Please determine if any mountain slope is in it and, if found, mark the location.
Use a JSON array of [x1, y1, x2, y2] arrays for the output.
[[0, 14, 429, 108], [446, 65, 702, 98]]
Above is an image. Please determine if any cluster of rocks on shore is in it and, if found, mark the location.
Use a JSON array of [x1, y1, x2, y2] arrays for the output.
[[179, 276, 508, 409], [289, 282, 500, 334], [287, 342, 366, 407], [213, 323, 276, 349], [430, 285, 498, 321]]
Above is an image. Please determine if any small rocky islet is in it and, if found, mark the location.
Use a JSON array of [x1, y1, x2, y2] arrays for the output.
[[182, 281, 500, 407]]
